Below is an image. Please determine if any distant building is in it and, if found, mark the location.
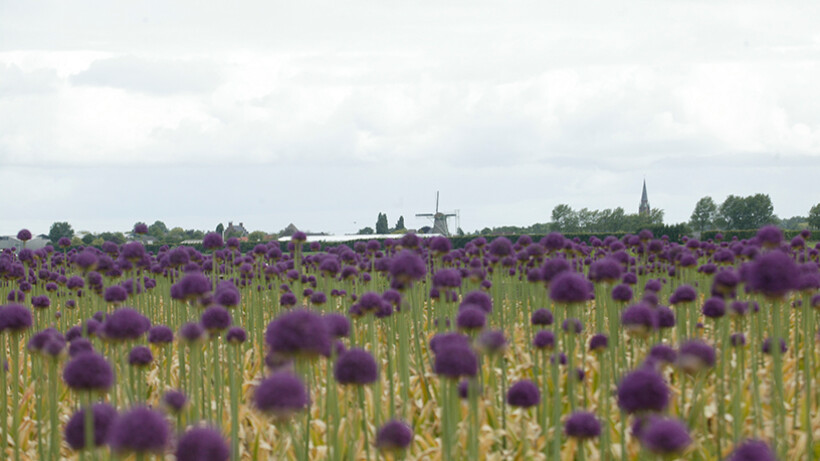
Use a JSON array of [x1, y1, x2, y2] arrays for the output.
[[639, 180, 650, 216], [0, 235, 51, 250], [223, 221, 249, 240]]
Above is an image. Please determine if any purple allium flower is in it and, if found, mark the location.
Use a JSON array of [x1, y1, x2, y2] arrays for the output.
[[376, 420, 413, 452], [215, 288, 241, 308], [488, 237, 513, 257], [542, 258, 571, 283], [748, 251, 799, 298], [323, 313, 350, 339], [180, 322, 205, 342], [756, 225, 783, 248], [589, 258, 622, 283], [389, 250, 427, 287], [17, 229, 32, 241], [128, 345, 153, 367], [226, 326, 247, 344], [726, 439, 777, 461], [702, 297, 726, 319], [120, 242, 146, 262], [589, 334, 608, 352], [656, 306, 676, 328], [279, 291, 298, 307], [429, 332, 471, 354], [108, 406, 169, 454], [457, 306, 486, 331], [334, 348, 378, 385], [645, 279, 663, 292], [176, 428, 230, 461], [254, 371, 310, 417], [0, 303, 33, 332], [617, 369, 669, 414], [434, 343, 478, 379], [133, 223, 149, 235], [163, 390, 188, 413], [649, 344, 677, 364], [507, 379, 540, 407], [461, 291, 493, 314], [177, 272, 212, 301], [477, 330, 507, 354], [265, 309, 331, 358], [203, 233, 224, 250], [201, 305, 232, 332], [564, 411, 602, 439], [64, 403, 117, 450], [310, 291, 327, 305], [611, 284, 634, 302], [63, 352, 115, 391], [678, 340, 716, 373], [669, 285, 697, 304], [66, 326, 83, 342], [432, 268, 462, 289], [69, 338, 94, 357], [102, 307, 150, 341], [148, 325, 174, 344], [640, 418, 691, 455], [549, 272, 591, 304], [762, 337, 787, 355], [531, 308, 553, 326], [103, 285, 129, 304], [28, 328, 61, 352], [621, 303, 656, 336], [533, 330, 555, 350], [85, 318, 101, 336]]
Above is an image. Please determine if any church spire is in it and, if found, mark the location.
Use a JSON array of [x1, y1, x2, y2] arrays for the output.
[[639, 180, 650, 216]]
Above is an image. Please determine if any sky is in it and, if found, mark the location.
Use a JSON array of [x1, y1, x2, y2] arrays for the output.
[[2, 1, 820, 236]]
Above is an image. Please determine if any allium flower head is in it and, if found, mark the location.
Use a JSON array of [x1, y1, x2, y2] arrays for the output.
[[0, 303, 33, 332], [226, 326, 247, 344], [564, 411, 602, 439], [180, 322, 205, 342], [531, 308, 553, 326], [588, 258, 622, 283], [457, 306, 486, 331], [17, 229, 32, 241], [621, 303, 657, 336], [432, 268, 462, 288], [762, 337, 787, 355], [254, 371, 310, 417], [533, 330, 555, 350], [477, 330, 507, 354], [176, 272, 212, 301], [63, 352, 115, 391], [163, 390, 188, 413], [388, 250, 426, 287], [748, 250, 799, 298], [103, 285, 129, 304], [640, 418, 691, 455], [102, 307, 150, 341], [507, 379, 540, 407], [69, 338, 94, 357], [108, 406, 169, 454], [669, 285, 697, 305], [702, 297, 726, 319], [176, 427, 230, 461], [678, 340, 716, 374], [549, 271, 592, 304], [756, 225, 783, 248], [64, 403, 117, 450], [589, 334, 608, 352], [201, 305, 232, 332], [148, 325, 174, 344], [376, 420, 413, 453], [202, 232, 224, 250], [334, 348, 378, 385], [461, 291, 493, 314], [433, 343, 478, 379], [323, 313, 350, 338], [128, 345, 153, 367], [265, 309, 331, 358], [489, 237, 513, 257], [611, 284, 634, 302], [617, 368, 669, 414], [726, 439, 777, 461]]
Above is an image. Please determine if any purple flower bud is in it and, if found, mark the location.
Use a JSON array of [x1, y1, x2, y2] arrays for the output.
[[530, 308, 553, 326], [640, 417, 691, 455], [63, 352, 115, 391], [564, 411, 601, 439], [507, 379, 540, 407], [226, 327, 247, 344], [617, 369, 669, 414], [163, 390, 188, 413], [128, 345, 153, 367], [334, 348, 378, 385], [64, 403, 117, 449], [265, 309, 331, 358], [108, 406, 169, 454], [176, 427, 230, 461], [254, 371, 310, 417], [726, 439, 776, 461], [376, 420, 413, 453]]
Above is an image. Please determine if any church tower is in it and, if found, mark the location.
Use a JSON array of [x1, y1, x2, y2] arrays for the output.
[[639, 180, 650, 216]]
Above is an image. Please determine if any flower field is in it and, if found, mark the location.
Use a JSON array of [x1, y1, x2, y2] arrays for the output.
[[0, 225, 817, 460]]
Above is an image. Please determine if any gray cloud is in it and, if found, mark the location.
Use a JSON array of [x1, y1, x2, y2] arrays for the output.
[[71, 55, 222, 94]]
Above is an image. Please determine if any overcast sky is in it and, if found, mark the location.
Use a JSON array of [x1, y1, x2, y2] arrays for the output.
[[2, 1, 819, 236]]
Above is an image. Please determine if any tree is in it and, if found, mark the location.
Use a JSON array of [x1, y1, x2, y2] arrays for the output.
[[717, 194, 776, 229], [551, 204, 579, 232], [357, 227, 375, 235], [809, 203, 820, 230], [148, 220, 168, 237], [215, 223, 225, 235], [48, 222, 74, 243], [689, 197, 717, 232], [394, 216, 405, 231], [81, 234, 94, 245], [248, 230, 268, 243], [98, 232, 126, 244], [376, 213, 389, 234]]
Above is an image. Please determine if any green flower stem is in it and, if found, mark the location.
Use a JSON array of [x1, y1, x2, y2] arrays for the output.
[[10, 332, 21, 461], [357, 385, 371, 461]]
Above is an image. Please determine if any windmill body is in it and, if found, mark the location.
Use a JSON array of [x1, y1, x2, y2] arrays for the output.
[[416, 192, 457, 237]]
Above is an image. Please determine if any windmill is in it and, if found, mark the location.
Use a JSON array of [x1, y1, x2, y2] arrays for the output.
[[416, 191, 457, 236]]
